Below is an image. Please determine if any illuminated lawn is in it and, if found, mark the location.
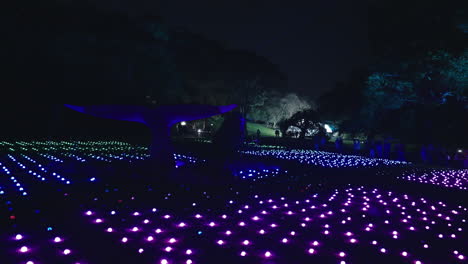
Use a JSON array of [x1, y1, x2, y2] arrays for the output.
[[0, 141, 466, 264]]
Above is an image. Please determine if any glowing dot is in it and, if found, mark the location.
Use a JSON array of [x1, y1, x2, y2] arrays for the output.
[[240, 251, 247, 256], [121, 237, 128, 243], [339, 252, 346, 257], [165, 246, 172, 252], [138, 248, 144, 253], [265, 251, 272, 258], [54, 237, 62, 243], [169, 238, 176, 243], [186, 249, 193, 255], [15, 234, 23, 240], [217, 240, 224, 245], [161, 260, 168, 264], [63, 249, 71, 255], [19, 246, 29, 253], [380, 248, 386, 253], [147, 236, 154, 242], [243, 240, 250, 245], [401, 251, 408, 257], [308, 248, 315, 254]]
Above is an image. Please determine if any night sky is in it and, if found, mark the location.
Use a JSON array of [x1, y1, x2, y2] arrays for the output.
[[157, 0, 370, 98]]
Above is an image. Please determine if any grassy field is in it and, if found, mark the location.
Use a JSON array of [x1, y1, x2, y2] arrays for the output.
[[246, 122, 276, 137]]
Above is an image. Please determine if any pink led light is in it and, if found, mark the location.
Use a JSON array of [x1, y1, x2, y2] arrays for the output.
[[240, 251, 247, 256], [339, 252, 346, 257], [242, 240, 250, 245], [401, 251, 408, 257], [15, 234, 23, 240], [168, 238, 177, 244], [264, 251, 272, 258], [54, 237, 62, 243], [165, 246, 172, 252], [106, 227, 113, 232], [121, 237, 128, 243], [308, 248, 315, 254], [63, 249, 71, 255], [147, 236, 154, 242], [217, 240, 224, 245], [19, 246, 29, 253], [186, 249, 193, 255]]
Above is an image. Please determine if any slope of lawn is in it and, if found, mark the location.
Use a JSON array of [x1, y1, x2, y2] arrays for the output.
[[246, 122, 276, 137]]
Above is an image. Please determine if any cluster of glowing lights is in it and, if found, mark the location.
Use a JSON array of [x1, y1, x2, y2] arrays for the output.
[[234, 168, 286, 181], [4, 230, 85, 264], [241, 149, 410, 168], [398, 168, 468, 190], [83, 186, 466, 263], [0, 141, 203, 168]]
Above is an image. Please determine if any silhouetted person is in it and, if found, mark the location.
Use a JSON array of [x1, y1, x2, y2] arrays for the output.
[[335, 136, 343, 153], [320, 136, 326, 147], [369, 148, 376, 158], [275, 129, 280, 137], [375, 141, 383, 158], [383, 139, 391, 159], [257, 129, 261, 139], [396, 143, 406, 161], [420, 145, 428, 163]]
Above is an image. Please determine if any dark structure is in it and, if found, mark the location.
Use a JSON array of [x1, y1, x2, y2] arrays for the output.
[[64, 104, 237, 169]]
